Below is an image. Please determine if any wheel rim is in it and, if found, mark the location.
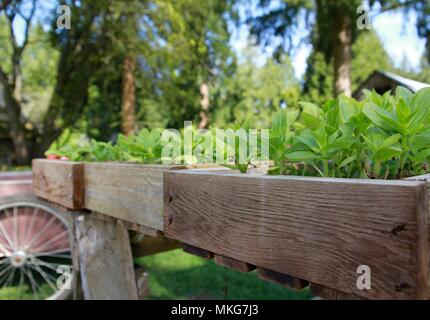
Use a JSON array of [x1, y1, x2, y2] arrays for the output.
[[0, 202, 74, 300]]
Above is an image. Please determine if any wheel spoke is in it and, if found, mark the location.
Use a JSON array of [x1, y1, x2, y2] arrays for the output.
[[0, 265, 12, 283], [23, 207, 38, 247], [22, 266, 39, 300], [13, 206, 18, 250], [0, 262, 10, 276], [0, 244, 11, 257], [32, 230, 68, 253], [25, 215, 57, 251], [0, 219, 15, 251], [4, 267, 16, 288], [28, 263, 57, 293], [0, 204, 73, 300], [0, 265, 13, 288], [30, 257, 72, 273], [32, 248, 71, 258]]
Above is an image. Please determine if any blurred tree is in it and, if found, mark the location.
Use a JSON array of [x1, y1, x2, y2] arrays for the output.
[[0, 0, 114, 163], [0, 0, 237, 162], [80, 0, 237, 140], [303, 30, 393, 104], [212, 48, 300, 127], [0, 0, 37, 164], [246, 0, 430, 97]]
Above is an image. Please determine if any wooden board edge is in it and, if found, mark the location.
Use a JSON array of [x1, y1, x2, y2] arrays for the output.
[[166, 170, 427, 187], [407, 175, 430, 298], [132, 234, 181, 258], [214, 254, 256, 273], [309, 283, 363, 300], [32, 159, 85, 210], [256, 268, 308, 290], [182, 244, 214, 259], [72, 162, 85, 209], [415, 183, 429, 299]]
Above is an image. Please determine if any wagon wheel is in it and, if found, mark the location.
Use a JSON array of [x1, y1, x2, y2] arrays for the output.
[[0, 195, 75, 300]]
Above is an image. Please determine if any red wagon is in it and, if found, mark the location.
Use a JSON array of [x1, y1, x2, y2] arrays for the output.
[[0, 172, 75, 300]]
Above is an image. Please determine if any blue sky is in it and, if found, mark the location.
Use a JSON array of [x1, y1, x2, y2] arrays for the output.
[[12, 1, 426, 80], [230, 7, 426, 79]]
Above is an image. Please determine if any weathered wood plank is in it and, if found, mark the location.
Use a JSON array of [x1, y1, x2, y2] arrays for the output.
[[214, 254, 255, 272], [257, 268, 308, 289], [309, 283, 361, 300], [84, 162, 185, 230], [164, 171, 429, 299], [89, 211, 159, 237], [406, 174, 430, 296], [32, 159, 84, 209], [183, 244, 214, 259], [74, 213, 138, 300], [132, 234, 181, 258]]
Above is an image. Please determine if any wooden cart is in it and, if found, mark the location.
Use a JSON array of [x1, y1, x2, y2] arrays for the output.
[[30, 159, 430, 300]]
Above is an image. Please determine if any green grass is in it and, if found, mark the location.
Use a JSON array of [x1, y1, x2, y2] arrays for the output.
[[0, 284, 52, 300], [135, 249, 312, 300], [0, 165, 31, 172]]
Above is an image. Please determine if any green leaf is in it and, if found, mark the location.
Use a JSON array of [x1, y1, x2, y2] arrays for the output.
[[285, 151, 320, 161], [298, 101, 322, 117], [338, 95, 359, 123], [381, 134, 401, 149], [407, 104, 430, 134], [338, 155, 356, 168], [295, 130, 319, 151], [363, 102, 400, 132], [271, 109, 287, 137], [396, 86, 414, 105], [301, 113, 320, 129], [375, 147, 402, 162], [395, 98, 410, 124], [410, 87, 430, 113]]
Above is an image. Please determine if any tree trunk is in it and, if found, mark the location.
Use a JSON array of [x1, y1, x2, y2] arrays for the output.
[[121, 55, 136, 136], [198, 83, 210, 130], [332, 14, 352, 97], [0, 69, 30, 165]]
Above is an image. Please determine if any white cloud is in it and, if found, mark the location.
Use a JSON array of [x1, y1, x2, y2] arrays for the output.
[[371, 11, 425, 70]]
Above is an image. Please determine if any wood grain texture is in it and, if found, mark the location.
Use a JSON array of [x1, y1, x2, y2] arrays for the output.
[[32, 159, 84, 209], [132, 234, 181, 258], [214, 255, 255, 272], [406, 174, 430, 297], [74, 213, 138, 300], [164, 171, 429, 299], [89, 211, 159, 237], [257, 268, 308, 289], [84, 162, 185, 230], [183, 244, 214, 259], [310, 283, 362, 300]]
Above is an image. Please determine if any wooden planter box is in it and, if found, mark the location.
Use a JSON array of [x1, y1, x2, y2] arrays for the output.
[[32, 159, 430, 299], [32, 159, 187, 231]]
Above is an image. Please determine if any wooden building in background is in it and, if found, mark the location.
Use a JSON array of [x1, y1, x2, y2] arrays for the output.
[[353, 70, 430, 100]]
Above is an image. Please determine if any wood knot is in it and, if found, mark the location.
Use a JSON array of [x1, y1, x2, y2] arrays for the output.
[[168, 195, 173, 203], [167, 216, 174, 225], [390, 224, 407, 236], [395, 282, 410, 292]]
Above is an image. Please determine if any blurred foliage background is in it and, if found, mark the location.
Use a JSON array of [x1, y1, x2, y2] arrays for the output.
[[1, 0, 430, 300], [0, 0, 429, 166]]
